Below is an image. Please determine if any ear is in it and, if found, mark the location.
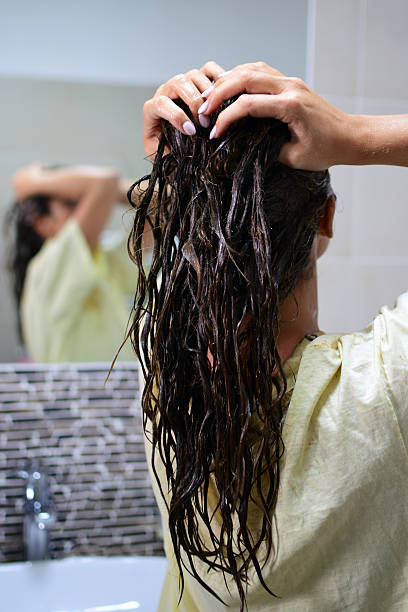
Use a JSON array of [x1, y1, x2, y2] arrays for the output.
[[318, 196, 336, 238], [33, 215, 55, 240]]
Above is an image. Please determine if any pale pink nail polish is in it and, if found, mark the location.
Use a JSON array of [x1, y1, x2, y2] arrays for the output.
[[199, 114, 210, 128], [217, 70, 231, 78], [198, 100, 208, 114], [183, 121, 196, 136], [209, 125, 217, 140], [202, 84, 214, 98]]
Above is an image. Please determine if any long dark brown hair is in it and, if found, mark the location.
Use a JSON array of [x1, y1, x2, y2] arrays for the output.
[[5, 196, 51, 338], [128, 99, 333, 609], [5, 191, 77, 339]]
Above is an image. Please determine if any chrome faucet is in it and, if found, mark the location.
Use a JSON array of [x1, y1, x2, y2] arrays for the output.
[[18, 468, 57, 561]]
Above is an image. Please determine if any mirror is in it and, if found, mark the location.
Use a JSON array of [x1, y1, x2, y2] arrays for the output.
[[0, 0, 309, 362]]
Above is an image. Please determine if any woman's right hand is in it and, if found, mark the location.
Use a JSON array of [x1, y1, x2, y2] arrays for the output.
[[200, 62, 357, 171]]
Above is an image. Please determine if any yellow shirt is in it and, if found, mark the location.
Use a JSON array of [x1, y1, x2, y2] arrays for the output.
[[21, 217, 137, 362], [147, 292, 408, 611]]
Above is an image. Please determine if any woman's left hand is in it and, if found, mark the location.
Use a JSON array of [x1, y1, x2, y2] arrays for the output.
[[142, 61, 225, 157], [12, 163, 43, 200]]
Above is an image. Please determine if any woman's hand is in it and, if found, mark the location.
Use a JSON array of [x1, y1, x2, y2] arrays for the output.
[[199, 61, 356, 170], [12, 163, 43, 200], [142, 61, 225, 157]]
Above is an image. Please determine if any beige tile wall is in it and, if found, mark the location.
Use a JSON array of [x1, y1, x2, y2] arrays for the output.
[[313, 0, 408, 334]]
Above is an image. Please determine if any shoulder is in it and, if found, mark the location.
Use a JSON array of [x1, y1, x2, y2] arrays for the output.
[[294, 325, 386, 413], [300, 329, 376, 377], [22, 217, 101, 315], [303, 294, 408, 443], [304, 289, 408, 375], [27, 218, 84, 272]]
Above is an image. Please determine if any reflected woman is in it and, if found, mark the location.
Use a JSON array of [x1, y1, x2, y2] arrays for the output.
[[7, 164, 149, 362]]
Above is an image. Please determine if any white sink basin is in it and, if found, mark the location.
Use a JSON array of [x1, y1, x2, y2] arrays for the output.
[[0, 556, 167, 612]]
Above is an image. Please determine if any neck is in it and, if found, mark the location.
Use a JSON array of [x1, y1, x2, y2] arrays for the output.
[[276, 260, 320, 364]]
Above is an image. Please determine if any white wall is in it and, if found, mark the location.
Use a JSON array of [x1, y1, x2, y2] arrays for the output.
[[312, 0, 408, 333], [0, 0, 308, 85]]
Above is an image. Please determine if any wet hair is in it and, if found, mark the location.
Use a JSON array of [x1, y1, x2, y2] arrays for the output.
[[128, 98, 334, 610], [5, 196, 51, 337], [5, 194, 75, 338]]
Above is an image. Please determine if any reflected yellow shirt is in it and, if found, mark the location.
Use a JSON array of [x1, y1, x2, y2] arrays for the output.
[[21, 217, 137, 362], [146, 293, 408, 611]]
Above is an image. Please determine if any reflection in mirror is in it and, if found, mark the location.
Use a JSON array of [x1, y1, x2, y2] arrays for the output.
[[1, 80, 155, 363], [0, 0, 308, 363], [5, 163, 153, 363]]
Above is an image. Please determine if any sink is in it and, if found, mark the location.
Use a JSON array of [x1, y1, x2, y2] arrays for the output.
[[0, 556, 167, 612]]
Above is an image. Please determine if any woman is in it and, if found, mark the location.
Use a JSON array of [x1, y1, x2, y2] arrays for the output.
[[7, 164, 147, 362], [132, 62, 408, 611]]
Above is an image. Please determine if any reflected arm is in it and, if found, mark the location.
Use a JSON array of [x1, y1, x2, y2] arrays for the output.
[[13, 165, 119, 251]]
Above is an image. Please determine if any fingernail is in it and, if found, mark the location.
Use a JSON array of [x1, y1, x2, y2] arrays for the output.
[[199, 114, 211, 128], [202, 84, 214, 98], [198, 100, 208, 114], [209, 125, 217, 140], [217, 70, 231, 78], [183, 121, 196, 136]]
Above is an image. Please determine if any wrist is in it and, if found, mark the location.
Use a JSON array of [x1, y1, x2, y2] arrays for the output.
[[339, 114, 408, 166], [332, 113, 371, 166], [346, 114, 381, 165]]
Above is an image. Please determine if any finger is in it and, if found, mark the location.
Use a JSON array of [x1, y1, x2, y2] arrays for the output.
[[278, 141, 298, 168], [184, 68, 212, 94], [210, 94, 286, 139], [228, 61, 284, 77], [204, 70, 287, 113], [156, 71, 213, 122], [144, 96, 196, 137], [184, 70, 213, 125], [162, 74, 205, 118], [200, 60, 226, 81]]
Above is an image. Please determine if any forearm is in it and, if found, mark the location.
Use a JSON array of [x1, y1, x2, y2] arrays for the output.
[[71, 168, 119, 250], [38, 170, 140, 208], [12, 165, 119, 250], [344, 114, 408, 167], [27, 166, 119, 202]]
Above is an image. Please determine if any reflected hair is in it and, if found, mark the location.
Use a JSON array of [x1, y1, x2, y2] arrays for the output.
[[128, 98, 334, 610], [5, 186, 76, 339]]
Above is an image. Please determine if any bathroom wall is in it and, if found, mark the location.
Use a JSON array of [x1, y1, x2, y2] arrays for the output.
[[311, 0, 408, 333], [0, 362, 164, 562], [0, 0, 308, 86]]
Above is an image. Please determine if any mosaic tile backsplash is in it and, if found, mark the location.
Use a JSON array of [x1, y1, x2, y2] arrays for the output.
[[0, 362, 164, 562]]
